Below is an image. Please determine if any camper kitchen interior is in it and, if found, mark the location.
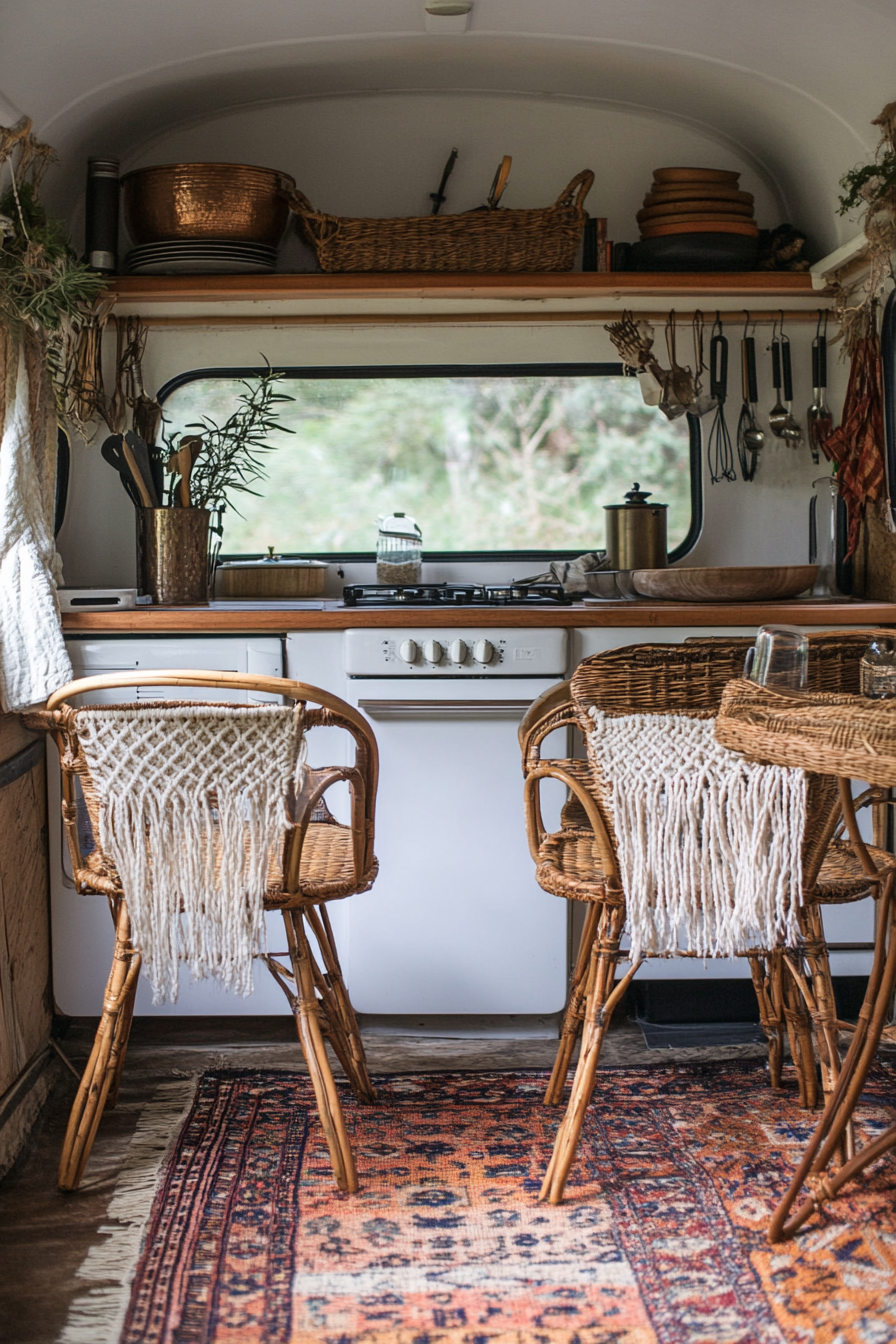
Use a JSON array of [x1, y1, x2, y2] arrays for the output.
[[5, 2, 896, 1340]]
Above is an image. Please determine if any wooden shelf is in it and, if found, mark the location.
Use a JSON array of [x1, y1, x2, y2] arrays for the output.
[[110, 271, 821, 304]]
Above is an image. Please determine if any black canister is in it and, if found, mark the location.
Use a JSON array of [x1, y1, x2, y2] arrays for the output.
[[85, 157, 120, 274]]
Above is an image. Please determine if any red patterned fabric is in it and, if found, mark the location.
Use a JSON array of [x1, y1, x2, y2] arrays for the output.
[[823, 332, 886, 559], [122, 1065, 896, 1344]]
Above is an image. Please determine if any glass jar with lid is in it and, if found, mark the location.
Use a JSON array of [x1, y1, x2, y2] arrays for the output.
[[377, 512, 423, 584]]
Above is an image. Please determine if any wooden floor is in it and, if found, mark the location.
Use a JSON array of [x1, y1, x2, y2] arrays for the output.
[[0, 1015, 768, 1344]]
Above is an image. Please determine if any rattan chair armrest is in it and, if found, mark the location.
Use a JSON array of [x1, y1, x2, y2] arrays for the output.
[[21, 708, 59, 732], [520, 681, 581, 774], [523, 763, 618, 878]]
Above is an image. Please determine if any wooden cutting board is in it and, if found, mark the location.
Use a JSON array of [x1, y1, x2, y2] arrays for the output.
[[653, 166, 740, 184], [639, 218, 760, 238]]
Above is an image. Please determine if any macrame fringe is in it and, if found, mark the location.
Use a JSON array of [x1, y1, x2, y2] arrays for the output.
[[587, 711, 806, 963], [74, 703, 305, 1003], [56, 1078, 197, 1344]]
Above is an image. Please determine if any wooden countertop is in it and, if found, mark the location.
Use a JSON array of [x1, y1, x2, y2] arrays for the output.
[[61, 598, 896, 634]]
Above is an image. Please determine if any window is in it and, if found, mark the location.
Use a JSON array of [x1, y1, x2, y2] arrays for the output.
[[158, 364, 701, 560]]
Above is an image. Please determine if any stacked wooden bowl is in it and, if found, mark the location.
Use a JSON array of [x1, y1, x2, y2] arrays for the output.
[[636, 167, 758, 243]]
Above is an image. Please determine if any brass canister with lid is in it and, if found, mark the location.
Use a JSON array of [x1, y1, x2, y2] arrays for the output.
[[603, 482, 668, 571]]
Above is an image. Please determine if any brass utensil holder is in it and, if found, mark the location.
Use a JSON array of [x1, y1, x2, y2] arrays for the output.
[[137, 508, 211, 605]]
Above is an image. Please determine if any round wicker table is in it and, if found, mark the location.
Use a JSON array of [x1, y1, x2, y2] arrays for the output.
[[716, 679, 896, 1241]]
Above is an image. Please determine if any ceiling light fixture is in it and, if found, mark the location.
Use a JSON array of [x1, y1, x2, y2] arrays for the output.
[[424, 0, 472, 34]]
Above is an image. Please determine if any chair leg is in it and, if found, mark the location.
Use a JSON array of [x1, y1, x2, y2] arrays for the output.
[[283, 911, 358, 1193], [545, 902, 599, 1106], [304, 904, 376, 1104], [782, 954, 818, 1110], [540, 900, 626, 1205], [747, 950, 785, 1089], [58, 898, 141, 1191]]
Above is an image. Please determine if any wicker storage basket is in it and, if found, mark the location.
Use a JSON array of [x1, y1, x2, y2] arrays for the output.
[[285, 170, 594, 273]]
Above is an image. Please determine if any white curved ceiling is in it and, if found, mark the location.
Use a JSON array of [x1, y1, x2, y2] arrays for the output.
[[1, 0, 892, 251]]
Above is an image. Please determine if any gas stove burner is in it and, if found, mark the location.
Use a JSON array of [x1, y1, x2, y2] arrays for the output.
[[341, 582, 572, 607]]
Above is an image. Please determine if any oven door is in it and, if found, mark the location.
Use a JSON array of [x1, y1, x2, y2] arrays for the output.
[[337, 676, 568, 1018]]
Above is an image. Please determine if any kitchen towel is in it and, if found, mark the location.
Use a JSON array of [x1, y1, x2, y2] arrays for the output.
[[0, 331, 71, 711], [586, 709, 806, 962]]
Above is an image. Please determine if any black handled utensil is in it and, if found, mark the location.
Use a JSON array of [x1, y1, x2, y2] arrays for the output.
[[429, 147, 458, 215], [779, 336, 803, 446], [122, 430, 160, 507], [736, 328, 761, 481], [707, 316, 736, 483], [807, 311, 834, 463], [101, 433, 142, 507]]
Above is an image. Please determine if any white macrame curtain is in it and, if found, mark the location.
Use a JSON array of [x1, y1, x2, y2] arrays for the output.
[[587, 710, 807, 963], [0, 328, 71, 711]]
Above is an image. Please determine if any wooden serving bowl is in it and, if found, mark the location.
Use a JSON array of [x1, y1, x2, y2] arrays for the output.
[[631, 565, 818, 602], [122, 162, 296, 245]]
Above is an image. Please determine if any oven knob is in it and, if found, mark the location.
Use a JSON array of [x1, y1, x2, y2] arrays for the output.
[[448, 638, 468, 664], [422, 639, 443, 664], [473, 638, 496, 665], [398, 639, 419, 664]]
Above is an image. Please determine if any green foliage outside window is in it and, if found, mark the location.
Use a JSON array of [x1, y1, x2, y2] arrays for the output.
[[162, 373, 693, 555]]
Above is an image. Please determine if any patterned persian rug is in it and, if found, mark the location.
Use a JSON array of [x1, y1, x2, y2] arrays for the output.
[[66, 1063, 896, 1344]]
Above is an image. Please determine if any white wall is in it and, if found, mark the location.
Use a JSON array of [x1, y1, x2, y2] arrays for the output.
[[57, 317, 842, 587], [112, 92, 783, 258]]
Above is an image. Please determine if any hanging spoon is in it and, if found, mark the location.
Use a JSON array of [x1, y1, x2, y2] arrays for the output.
[[768, 325, 790, 439], [744, 330, 766, 457], [779, 333, 803, 446]]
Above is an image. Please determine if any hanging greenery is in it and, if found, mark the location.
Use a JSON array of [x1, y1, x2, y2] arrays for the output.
[[835, 102, 896, 352], [0, 117, 109, 409]]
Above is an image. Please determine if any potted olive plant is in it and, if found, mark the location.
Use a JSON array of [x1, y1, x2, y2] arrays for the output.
[[138, 367, 294, 605]]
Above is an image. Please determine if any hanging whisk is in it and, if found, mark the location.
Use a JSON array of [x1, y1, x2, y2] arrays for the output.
[[706, 315, 737, 483]]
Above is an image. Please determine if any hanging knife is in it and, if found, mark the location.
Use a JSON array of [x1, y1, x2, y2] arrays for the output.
[[429, 147, 458, 215]]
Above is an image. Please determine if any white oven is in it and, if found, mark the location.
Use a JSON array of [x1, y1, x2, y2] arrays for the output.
[[307, 627, 569, 1020]]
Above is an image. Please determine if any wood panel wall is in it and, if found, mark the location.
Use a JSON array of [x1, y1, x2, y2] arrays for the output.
[[0, 713, 53, 1178]]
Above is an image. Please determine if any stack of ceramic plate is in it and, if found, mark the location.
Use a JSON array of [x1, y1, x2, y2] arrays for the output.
[[629, 167, 760, 271], [125, 240, 278, 275]]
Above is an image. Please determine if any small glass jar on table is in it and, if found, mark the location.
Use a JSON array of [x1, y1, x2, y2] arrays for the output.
[[377, 512, 423, 584]]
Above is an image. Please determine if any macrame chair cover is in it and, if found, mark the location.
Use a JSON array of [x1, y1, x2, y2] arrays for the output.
[[585, 709, 806, 963], [72, 702, 306, 1002]]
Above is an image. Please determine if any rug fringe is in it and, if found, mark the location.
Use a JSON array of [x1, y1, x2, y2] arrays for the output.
[[56, 1077, 197, 1344]]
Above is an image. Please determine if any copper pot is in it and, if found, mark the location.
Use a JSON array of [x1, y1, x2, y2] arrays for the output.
[[121, 162, 296, 245], [137, 508, 210, 606]]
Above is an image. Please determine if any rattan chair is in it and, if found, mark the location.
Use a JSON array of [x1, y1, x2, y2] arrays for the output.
[[28, 670, 379, 1194], [521, 633, 895, 1203]]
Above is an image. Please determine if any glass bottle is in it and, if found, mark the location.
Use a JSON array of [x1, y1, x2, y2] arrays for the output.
[[376, 512, 423, 584], [809, 475, 842, 597], [860, 637, 896, 699]]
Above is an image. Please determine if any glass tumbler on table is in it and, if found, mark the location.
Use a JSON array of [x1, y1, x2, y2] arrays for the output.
[[744, 625, 809, 691]]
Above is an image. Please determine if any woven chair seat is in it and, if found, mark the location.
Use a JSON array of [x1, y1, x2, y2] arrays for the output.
[[813, 837, 896, 903], [535, 827, 615, 903], [75, 820, 378, 908]]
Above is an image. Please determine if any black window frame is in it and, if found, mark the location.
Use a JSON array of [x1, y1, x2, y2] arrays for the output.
[[157, 362, 703, 564]]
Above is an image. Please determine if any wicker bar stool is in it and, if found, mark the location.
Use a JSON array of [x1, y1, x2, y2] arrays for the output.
[[27, 670, 379, 1194], [521, 632, 892, 1204]]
